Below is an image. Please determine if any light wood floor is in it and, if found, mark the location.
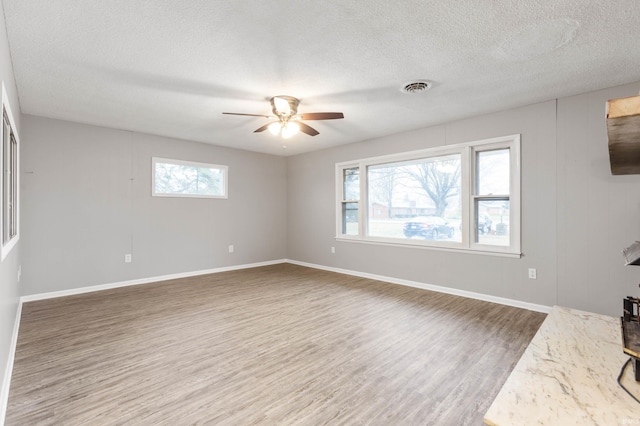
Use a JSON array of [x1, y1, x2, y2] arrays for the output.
[[6, 264, 545, 425]]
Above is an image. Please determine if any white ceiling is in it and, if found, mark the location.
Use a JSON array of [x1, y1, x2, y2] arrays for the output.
[[3, 1, 640, 156]]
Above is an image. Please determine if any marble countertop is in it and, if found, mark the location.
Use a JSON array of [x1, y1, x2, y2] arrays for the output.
[[485, 305, 640, 425]]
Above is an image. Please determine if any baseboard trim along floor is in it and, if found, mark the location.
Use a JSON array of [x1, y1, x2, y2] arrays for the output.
[[286, 259, 551, 314], [20, 259, 289, 303], [19, 258, 551, 313]]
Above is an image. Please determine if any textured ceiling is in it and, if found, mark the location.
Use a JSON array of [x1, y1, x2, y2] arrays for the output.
[[3, 1, 640, 156]]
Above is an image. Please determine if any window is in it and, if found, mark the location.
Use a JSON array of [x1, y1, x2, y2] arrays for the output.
[[1, 83, 19, 261], [340, 167, 359, 235], [152, 157, 228, 199], [474, 148, 510, 246], [336, 134, 521, 256]]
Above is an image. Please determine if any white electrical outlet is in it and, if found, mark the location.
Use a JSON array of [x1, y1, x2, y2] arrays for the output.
[[331, 246, 335, 254], [528, 268, 537, 279], [125, 254, 132, 263], [17, 265, 21, 282], [228, 245, 234, 253]]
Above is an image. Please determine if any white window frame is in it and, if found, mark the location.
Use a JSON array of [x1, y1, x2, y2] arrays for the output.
[[1, 82, 20, 261], [335, 134, 521, 257], [339, 166, 360, 236], [152, 157, 228, 199]]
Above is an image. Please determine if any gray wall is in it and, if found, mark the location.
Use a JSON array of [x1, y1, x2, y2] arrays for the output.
[[0, 0, 21, 409], [556, 83, 640, 315], [20, 116, 287, 294], [287, 81, 640, 317]]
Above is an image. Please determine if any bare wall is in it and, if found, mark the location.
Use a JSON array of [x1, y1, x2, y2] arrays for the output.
[[20, 115, 287, 295], [287, 81, 640, 317], [556, 82, 640, 315]]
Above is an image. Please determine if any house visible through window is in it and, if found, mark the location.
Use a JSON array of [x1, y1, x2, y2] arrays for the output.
[[336, 134, 521, 256], [1, 83, 19, 261], [152, 157, 228, 199]]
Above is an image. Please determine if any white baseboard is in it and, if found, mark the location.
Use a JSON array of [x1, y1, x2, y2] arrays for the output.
[[286, 259, 551, 314], [0, 299, 22, 426], [21, 259, 288, 302], [21, 257, 550, 314]]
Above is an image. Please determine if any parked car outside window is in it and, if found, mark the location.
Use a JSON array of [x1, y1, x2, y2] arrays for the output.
[[478, 215, 492, 234], [403, 216, 455, 240]]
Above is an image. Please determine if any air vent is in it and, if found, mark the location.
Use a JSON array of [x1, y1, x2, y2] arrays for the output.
[[401, 80, 432, 94]]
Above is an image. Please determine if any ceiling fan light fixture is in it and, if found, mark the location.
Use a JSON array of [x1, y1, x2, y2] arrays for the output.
[[281, 122, 300, 139], [400, 80, 433, 94], [268, 122, 281, 135]]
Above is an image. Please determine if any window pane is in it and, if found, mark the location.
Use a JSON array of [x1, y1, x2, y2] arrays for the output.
[[9, 133, 17, 238], [477, 149, 510, 195], [367, 154, 461, 242], [476, 199, 509, 246], [1, 93, 20, 259], [3, 115, 11, 243], [342, 202, 358, 235], [154, 159, 226, 197], [343, 168, 359, 200]]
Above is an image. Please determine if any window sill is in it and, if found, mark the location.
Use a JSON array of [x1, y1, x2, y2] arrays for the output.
[[334, 236, 522, 258], [1, 235, 19, 262]]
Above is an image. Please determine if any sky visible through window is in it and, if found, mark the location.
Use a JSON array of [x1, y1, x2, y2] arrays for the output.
[[154, 160, 225, 197]]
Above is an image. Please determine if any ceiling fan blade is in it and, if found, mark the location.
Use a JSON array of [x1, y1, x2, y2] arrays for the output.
[[254, 122, 278, 133], [222, 112, 272, 118], [298, 122, 320, 136], [298, 112, 344, 120]]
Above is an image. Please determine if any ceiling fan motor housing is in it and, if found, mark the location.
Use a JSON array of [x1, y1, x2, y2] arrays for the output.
[[271, 96, 300, 117]]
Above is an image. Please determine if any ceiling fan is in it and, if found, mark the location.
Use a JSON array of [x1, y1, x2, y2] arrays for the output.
[[223, 96, 344, 138]]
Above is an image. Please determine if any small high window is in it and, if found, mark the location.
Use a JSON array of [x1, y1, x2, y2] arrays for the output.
[[152, 157, 228, 199]]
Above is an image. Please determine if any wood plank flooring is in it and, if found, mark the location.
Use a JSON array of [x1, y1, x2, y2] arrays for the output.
[[6, 264, 545, 425]]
